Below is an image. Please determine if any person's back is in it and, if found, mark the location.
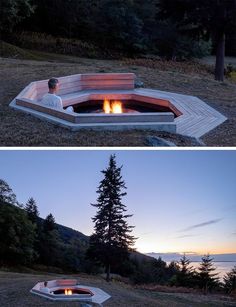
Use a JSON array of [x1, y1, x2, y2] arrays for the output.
[[41, 78, 63, 110], [41, 281, 50, 293], [41, 93, 63, 109]]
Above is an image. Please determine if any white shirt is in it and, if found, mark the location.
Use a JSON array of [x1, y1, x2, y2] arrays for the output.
[[41, 287, 50, 293], [41, 93, 63, 109]]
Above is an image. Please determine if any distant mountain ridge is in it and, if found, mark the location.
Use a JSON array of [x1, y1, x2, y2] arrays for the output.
[[147, 252, 236, 262]]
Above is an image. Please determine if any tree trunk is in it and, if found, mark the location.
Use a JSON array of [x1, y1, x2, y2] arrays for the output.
[[215, 32, 225, 81], [106, 263, 111, 282]]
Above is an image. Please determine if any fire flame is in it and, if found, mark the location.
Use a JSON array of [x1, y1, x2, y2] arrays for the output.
[[103, 99, 111, 114], [103, 99, 122, 114], [65, 289, 72, 295]]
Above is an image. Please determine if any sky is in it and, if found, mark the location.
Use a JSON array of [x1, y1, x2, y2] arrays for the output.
[[0, 150, 236, 255]]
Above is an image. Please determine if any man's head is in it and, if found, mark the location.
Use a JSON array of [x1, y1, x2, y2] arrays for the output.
[[48, 78, 59, 93], [44, 281, 48, 287]]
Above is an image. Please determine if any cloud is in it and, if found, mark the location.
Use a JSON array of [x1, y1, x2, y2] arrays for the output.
[[176, 234, 199, 239], [180, 218, 223, 232]]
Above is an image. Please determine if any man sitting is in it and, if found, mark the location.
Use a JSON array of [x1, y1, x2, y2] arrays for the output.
[[41, 78, 73, 112], [41, 281, 50, 293]]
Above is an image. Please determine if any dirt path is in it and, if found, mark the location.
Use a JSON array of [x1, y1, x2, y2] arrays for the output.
[[0, 271, 235, 306], [0, 55, 235, 146]]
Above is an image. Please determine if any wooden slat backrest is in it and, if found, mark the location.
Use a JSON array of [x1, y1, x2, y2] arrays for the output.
[[34, 73, 135, 100]]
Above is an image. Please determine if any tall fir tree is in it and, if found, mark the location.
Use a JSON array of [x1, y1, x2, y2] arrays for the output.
[[197, 254, 219, 294], [87, 154, 136, 281], [25, 197, 39, 225], [39, 213, 62, 266]]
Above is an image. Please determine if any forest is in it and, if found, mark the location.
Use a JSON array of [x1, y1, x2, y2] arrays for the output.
[[1, 1, 236, 81]]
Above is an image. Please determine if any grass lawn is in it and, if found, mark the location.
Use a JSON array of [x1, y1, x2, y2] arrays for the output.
[[0, 271, 235, 306], [0, 45, 236, 146]]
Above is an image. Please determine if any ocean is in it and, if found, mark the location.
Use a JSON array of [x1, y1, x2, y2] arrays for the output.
[[187, 262, 236, 281]]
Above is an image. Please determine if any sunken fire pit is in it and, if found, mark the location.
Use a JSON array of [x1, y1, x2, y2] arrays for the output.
[[10, 73, 226, 137], [30, 279, 110, 305]]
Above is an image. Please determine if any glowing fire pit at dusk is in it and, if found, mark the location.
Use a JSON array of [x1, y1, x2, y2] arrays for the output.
[[30, 279, 110, 305], [10, 73, 226, 136]]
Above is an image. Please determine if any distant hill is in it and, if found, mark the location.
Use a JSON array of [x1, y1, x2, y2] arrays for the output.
[[56, 222, 89, 245]]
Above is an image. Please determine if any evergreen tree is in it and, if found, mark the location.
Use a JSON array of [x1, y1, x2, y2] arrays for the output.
[[93, 0, 145, 53], [87, 154, 136, 282], [39, 213, 62, 266], [0, 179, 17, 205], [223, 265, 236, 295], [25, 197, 40, 258], [197, 254, 219, 294], [176, 254, 194, 287], [43, 213, 56, 232], [25, 197, 39, 224]]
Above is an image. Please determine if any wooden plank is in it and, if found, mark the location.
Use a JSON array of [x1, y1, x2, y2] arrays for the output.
[[80, 79, 134, 86], [88, 93, 133, 100], [81, 84, 134, 90], [16, 98, 76, 123], [81, 73, 135, 81]]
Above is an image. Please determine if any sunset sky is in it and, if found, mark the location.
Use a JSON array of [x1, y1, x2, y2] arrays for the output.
[[1, 150, 236, 255]]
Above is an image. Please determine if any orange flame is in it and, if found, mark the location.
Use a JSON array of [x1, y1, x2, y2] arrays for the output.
[[65, 289, 72, 295], [103, 99, 111, 114], [111, 100, 122, 113], [103, 99, 122, 114]]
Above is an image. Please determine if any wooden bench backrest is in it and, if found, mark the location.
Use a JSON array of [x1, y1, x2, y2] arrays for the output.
[[56, 279, 78, 286], [20, 73, 135, 100]]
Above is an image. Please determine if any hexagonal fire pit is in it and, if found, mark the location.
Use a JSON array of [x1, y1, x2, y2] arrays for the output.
[[10, 73, 226, 137], [30, 279, 111, 306]]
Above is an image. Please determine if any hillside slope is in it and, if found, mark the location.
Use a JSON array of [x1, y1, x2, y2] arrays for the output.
[[0, 271, 235, 307], [1, 46, 235, 146]]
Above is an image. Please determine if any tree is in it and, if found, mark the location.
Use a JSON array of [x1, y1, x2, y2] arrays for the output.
[[43, 213, 56, 232], [25, 197, 39, 224], [38, 213, 62, 266], [197, 254, 219, 294], [0, 0, 35, 33], [176, 254, 194, 287], [0, 203, 37, 265], [223, 265, 236, 294], [87, 154, 136, 282], [157, 0, 236, 81], [92, 0, 145, 53], [0, 179, 17, 205]]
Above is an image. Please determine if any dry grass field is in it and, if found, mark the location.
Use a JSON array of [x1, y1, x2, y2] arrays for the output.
[[0, 271, 235, 307], [0, 46, 236, 146]]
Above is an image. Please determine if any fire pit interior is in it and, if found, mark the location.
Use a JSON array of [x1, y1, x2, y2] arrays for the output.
[[72, 99, 178, 117], [53, 288, 94, 296]]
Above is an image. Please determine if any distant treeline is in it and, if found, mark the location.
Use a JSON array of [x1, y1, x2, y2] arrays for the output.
[[0, 178, 236, 295], [1, 0, 236, 59]]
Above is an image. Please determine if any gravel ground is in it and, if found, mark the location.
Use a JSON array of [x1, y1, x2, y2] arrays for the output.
[[0, 271, 235, 307], [0, 54, 235, 147]]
